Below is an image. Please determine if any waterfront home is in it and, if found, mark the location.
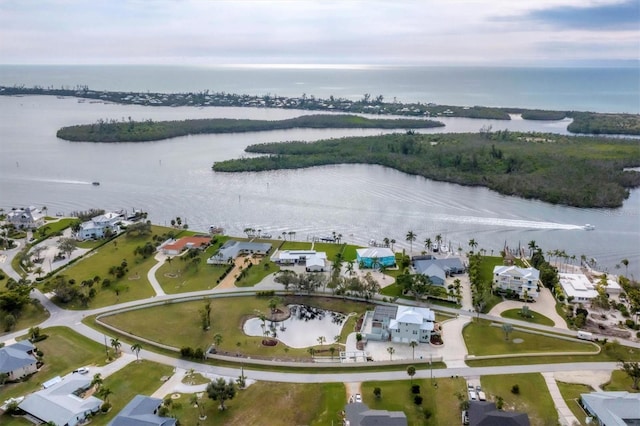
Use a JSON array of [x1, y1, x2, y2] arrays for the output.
[[18, 375, 103, 426], [559, 273, 621, 304], [412, 256, 465, 286], [356, 247, 396, 269], [160, 235, 211, 256], [75, 211, 123, 240], [7, 206, 45, 229], [492, 265, 540, 300], [362, 304, 435, 343], [207, 240, 272, 264], [0, 341, 38, 381], [108, 395, 177, 426], [271, 249, 327, 265], [580, 392, 640, 426]]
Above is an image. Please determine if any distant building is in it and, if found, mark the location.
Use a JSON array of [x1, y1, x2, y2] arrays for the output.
[[7, 206, 45, 229], [108, 394, 177, 426], [492, 265, 540, 299], [76, 212, 123, 240], [0, 341, 38, 381], [207, 240, 272, 264], [581, 391, 640, 426], [362, 304, 435, 343], [19, 375, 103, 426], [356, 247, 396, 269], [468, 400, 530, 426], [344, 402, 407, 426]]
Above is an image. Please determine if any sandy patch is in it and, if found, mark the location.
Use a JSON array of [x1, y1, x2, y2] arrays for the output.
[[553, 370, 611, 391]]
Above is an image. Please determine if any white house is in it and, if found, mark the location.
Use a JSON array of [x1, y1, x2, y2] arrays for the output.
[[305, 255, 327, 272], [76, 212, 123, 240], [7, 206, 45, 229], [363, 305, 436, 343], [0, 341, 38, 381], [492, 265, 540, 299], [19, 374, 103, 426], [270, 250, 327, 265], [560, 273, 622, 303]]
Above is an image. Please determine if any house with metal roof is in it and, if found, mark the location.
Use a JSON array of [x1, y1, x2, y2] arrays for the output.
[[76, 211, 123, 241], [0, 341, 38, 381], [207, 240, 272, 264], [581, 391, 640, 426], [356, 247, 396, 269], [108, 395, 177, 426], [7, 206, 45, 229], [18, 374, 102, 426], [344, 402, 407, 426], [412, 256, 465, 286], [362, 304, 435, 343]]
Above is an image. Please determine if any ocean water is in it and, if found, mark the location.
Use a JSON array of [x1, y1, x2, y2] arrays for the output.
[[0, 64, 638, 113]]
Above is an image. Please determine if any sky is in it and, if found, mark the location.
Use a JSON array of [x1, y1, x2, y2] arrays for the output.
[[0, 0, 638, 66]]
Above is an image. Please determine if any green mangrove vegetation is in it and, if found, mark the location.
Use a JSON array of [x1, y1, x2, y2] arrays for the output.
[[567, 112, 640, 135], [56, 114, 444, 142], [212, 130, 640, 208]]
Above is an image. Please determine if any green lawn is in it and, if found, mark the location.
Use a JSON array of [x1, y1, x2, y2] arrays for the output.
[[501, 308, 555, 327], [342, 244, 361, 261], [481, 373, 558, 426], [45, 226, 177, 309], [156, 246, 229, 294], [557, 381, 593, 425], [99, 295, 372, 359], [1, 327, 109, 400], [91, 360, 174, 426], [167, 382, 345, 426], [463, 320, 596, 356], [34, 218, 74, 241], [234, 257, 280, 287], [0, 301, 49, 336], [313, 242, 345, 260], [603, 370, 640, 392], [362, 377, 467, 425], [280, 241, 312, 251]]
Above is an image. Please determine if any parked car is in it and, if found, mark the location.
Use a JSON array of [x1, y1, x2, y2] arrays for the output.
[[73, 367, 89, 374], [476, 385, 482, 392], [355, 393, 362, 403]]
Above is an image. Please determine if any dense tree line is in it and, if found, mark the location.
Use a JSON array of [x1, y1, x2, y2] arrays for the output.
[[567, 112, 640, 135], [56, 115, 444, 142], [213, 131, 640, 208]]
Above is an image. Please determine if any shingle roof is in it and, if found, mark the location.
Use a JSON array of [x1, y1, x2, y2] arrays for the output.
[[108, 395, 177, 426], [0, 341, 36, 374], [344, 402, 407, 426]]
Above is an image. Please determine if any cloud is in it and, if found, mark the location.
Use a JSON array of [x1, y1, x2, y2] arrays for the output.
[[509, 0, 640, 30]]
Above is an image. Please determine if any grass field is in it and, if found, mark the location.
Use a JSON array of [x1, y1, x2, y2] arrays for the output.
[[168, 382, 345, 425], [362, 377, 467, 425], [100, 295, 373, 359], [234, 256, 280, 287], [0, 301, 49, 336], [501, 308, 555, 327], [91, 360, 174, 426], [1, 327, 109, 400], [463, 320, 596, 356], [481, 373, 558, 426], [280, 241, 312, 251], [312, 242, 345, 260], [156, 243, 230, 293], [602, 369, 640, 392], [557, 381, 593, 425]]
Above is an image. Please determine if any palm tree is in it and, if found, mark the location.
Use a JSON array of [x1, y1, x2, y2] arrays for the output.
[[317, 336, 326, 350], [91, 373, 103, 390], [131, 343, 142, 362], [383, 237, 390, 248], [409, 340, 418, 360], [435, 234, 443, 251], [110, 338, 121, 356], [407, 365, 416, 384], [346, 260, 355, 276], [98, 386, 113, 403], [621, 259, 629, 276], [528, 240, 537, 257], [406, 231, 416, 255], [387, 346, 395, 361], [213, 333, 223, 348], [502, 323, 514, 341], [468, 238, 478, 253], [424, 238, 432, 253]]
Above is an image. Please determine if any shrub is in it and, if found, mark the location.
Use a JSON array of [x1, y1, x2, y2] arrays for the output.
[[411, 384, 421, 394], [100, 402, 112, 413], [625, 319, 636, 329], [180, 347, 194, 358], [373, 387, 382, 399], [414, 395, 423, 405], [423, 408, 432, 419], [511, 384, 520, 394]]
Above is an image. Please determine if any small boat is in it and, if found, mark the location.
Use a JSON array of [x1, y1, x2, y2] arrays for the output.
[[209, 225, 224, 235], [261, 233, 272, 239], [583, 224, 595, 231], [92, 181, 100, 186]]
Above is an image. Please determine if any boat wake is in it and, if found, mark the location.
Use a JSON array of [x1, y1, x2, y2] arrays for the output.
[[431, 214, 584, 230]]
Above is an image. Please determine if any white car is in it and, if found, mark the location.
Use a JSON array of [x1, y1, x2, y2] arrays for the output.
[[355, 394, 362, 403], [74, 367, 89, 374]]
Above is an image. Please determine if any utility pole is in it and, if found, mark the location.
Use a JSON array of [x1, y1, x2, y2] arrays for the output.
[[430, 353, 433, 385], [104, 335, 109, 358]]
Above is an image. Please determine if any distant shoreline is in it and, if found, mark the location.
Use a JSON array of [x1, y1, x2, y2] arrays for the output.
[[2, 85, 639, 136]]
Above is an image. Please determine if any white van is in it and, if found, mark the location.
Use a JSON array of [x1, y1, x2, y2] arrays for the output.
[[577, 331, 594, 341], [468, 390, 477, 401]]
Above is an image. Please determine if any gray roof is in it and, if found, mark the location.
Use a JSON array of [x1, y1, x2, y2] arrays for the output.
[[372, 305, 398, 322], [210, 240, 272, 261], [19, 376, 102, 426], [108, 395, 177, 426], [413, 257, 465, 275], [469, 401, 530, 426], [0, 341, 36, 374], [581, 391, 640, 426], [345, 402, 407, 426]]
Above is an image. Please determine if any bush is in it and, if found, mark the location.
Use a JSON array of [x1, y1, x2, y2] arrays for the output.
[[625, 319, 636, 329], [511, 384, 520, 394], [423, 408, 432, 419], [373, 387, 381, 399], [414, 395, 423, 405], [180, 347, 194, 358], [411, 384, 421, 394], [101, 402, 112, 413]]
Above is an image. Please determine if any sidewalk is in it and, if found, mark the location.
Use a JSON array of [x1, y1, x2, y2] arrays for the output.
[[542, 372, 579, 426]]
